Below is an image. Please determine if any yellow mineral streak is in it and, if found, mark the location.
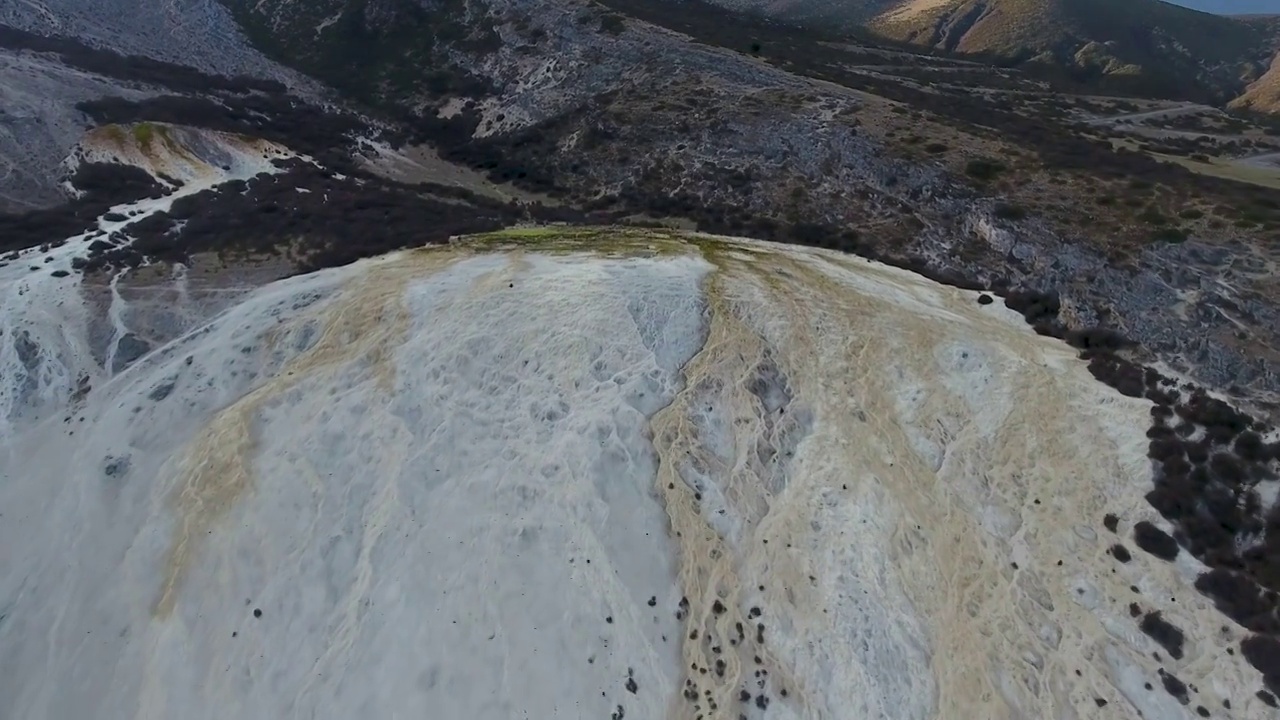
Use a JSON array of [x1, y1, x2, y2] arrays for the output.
[[154, 249, 464, 617]]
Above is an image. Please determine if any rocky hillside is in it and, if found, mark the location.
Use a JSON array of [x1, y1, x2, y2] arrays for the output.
[[3, 0, 1278, 414], [0, 0, 303, 81], [0, 6, 319, 213], [1232, 50, 1280, 112], [666, 0, 896, 26]]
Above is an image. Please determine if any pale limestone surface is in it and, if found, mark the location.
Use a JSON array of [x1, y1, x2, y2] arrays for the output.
[[0, 230, 1270, 719]]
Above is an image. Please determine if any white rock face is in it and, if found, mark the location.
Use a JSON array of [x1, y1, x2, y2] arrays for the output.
[[0, 229, 1268, 719]]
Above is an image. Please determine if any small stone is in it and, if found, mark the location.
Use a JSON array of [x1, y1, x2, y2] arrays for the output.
[[1104, 513, 1120, 532]]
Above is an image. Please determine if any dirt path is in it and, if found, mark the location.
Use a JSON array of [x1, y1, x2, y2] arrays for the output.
[[1237, 149, 1280, 169], [1084, 102, 1214, 126]]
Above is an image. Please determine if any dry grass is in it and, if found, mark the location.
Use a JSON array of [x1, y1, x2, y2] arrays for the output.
[[1104, 137, 1280, 191], [1155, 153, 1280, 191]]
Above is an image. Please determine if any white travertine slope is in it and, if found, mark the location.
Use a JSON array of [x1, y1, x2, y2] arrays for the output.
[[0, 122, 291, 435], [0, 229, 1269, 719]]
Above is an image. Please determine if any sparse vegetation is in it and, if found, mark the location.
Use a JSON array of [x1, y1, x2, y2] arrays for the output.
[[600, 13, 626, 35], [993, 202, 1027, 220], [102, 125, 127, 144], [965, 158, 1006, 182], [132, 122, 157, 147], [1150, 226, 1188, 243], [1137, 206, 1169, 225]]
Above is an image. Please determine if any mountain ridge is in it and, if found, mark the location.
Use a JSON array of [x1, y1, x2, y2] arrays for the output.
[[877, 0, 1277, 104], [678, 0, 1280, 105]]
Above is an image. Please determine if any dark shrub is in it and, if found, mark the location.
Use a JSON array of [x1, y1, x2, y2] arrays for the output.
[[1151, 227, 1189, 243], [1139, 611, 1185, 659], [1134, 521, 1179, 560], [993, 202, 1027, 220], [600, 13, 626, 35], [965, 158, 1006, 182], [1137, 206, 1168, 225]]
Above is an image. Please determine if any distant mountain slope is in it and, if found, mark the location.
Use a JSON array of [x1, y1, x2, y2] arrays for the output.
[[874, 0, 1256, 59], [1231, 50, 1280, 112], [672, 0, 1276, 104], [868, 0, 1271, 100], [1164, 0, 1280, 14]]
